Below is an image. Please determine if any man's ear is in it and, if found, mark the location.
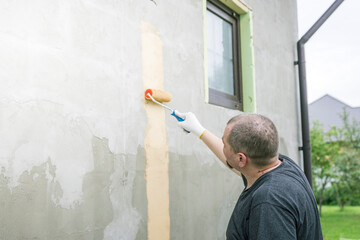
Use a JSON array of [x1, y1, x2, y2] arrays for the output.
[[237, 152, 247, 168]]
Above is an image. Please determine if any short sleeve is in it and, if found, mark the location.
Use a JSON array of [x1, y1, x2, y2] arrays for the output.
[[249, 202, 297, 240]]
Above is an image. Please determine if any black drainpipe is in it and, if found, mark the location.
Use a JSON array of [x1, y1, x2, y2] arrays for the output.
[[296, 0, 345, 188]]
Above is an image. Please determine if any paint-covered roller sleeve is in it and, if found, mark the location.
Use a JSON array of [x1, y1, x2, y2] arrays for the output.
[[145, 89, 172, 102]]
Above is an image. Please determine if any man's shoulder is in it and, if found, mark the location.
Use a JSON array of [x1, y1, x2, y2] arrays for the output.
[[278, 154, 304, 175], [279, 154, 296, 166], [252, 156, 308, 200]]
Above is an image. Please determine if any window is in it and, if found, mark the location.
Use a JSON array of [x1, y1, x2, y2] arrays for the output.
[[207, 0, 242, 110]]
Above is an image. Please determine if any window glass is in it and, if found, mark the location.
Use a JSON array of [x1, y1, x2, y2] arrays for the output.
[[207, 10, 234, 95]]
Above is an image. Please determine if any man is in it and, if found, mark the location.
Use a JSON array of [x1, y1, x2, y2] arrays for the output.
[[175, 111, 323, 240]]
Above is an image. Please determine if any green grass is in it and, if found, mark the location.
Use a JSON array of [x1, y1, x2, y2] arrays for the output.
[[321, 205, 360, 240]]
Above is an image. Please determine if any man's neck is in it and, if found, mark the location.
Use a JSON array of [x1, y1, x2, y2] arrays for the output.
[[257, 158, 281, 175]]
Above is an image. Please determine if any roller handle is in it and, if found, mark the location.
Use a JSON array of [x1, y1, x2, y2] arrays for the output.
[[171, 111, 190, 133]]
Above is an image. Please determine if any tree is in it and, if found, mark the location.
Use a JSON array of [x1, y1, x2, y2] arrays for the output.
[[310, 121, 339, 216], [311, 108, 360, 212], [341, 109, 360, 150], [331, 109, 360, 209], [332, 149, 360, 209]]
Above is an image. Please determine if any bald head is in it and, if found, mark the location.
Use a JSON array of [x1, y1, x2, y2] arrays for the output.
[[226, 114, 279, 166]]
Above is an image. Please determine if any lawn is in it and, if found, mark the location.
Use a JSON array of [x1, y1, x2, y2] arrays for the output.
[[321, 205, 360, 240]]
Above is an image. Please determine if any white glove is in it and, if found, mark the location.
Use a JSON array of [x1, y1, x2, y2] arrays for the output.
[[175, 111, 206, 138]]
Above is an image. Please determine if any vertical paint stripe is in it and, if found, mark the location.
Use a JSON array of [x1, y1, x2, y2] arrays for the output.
[[141, 21, 170, 240]]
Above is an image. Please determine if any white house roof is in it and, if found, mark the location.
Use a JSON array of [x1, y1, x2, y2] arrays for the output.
[[309, 94, 360, 131]]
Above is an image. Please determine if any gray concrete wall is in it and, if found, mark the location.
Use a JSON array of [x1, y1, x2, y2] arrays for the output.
[[249, 0, 301, 162], [0, 0, 300, 239]]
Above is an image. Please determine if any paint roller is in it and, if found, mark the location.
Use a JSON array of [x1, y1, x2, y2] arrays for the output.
[[144, 89, 190, 132]]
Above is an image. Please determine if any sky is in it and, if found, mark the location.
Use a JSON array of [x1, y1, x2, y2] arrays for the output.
[[297, 0, 360, 107]]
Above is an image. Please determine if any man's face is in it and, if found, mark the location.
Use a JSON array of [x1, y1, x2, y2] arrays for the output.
[[222, 125, 239, 169]]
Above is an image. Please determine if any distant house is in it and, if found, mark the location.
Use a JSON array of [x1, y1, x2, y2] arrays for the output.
[[309, 94, 360, 131]]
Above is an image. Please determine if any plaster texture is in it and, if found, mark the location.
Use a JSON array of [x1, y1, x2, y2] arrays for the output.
[[0, 0, 301, 239]]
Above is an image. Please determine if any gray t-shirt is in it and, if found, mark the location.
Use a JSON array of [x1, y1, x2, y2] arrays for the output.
[[226, 155, 322, 240]]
